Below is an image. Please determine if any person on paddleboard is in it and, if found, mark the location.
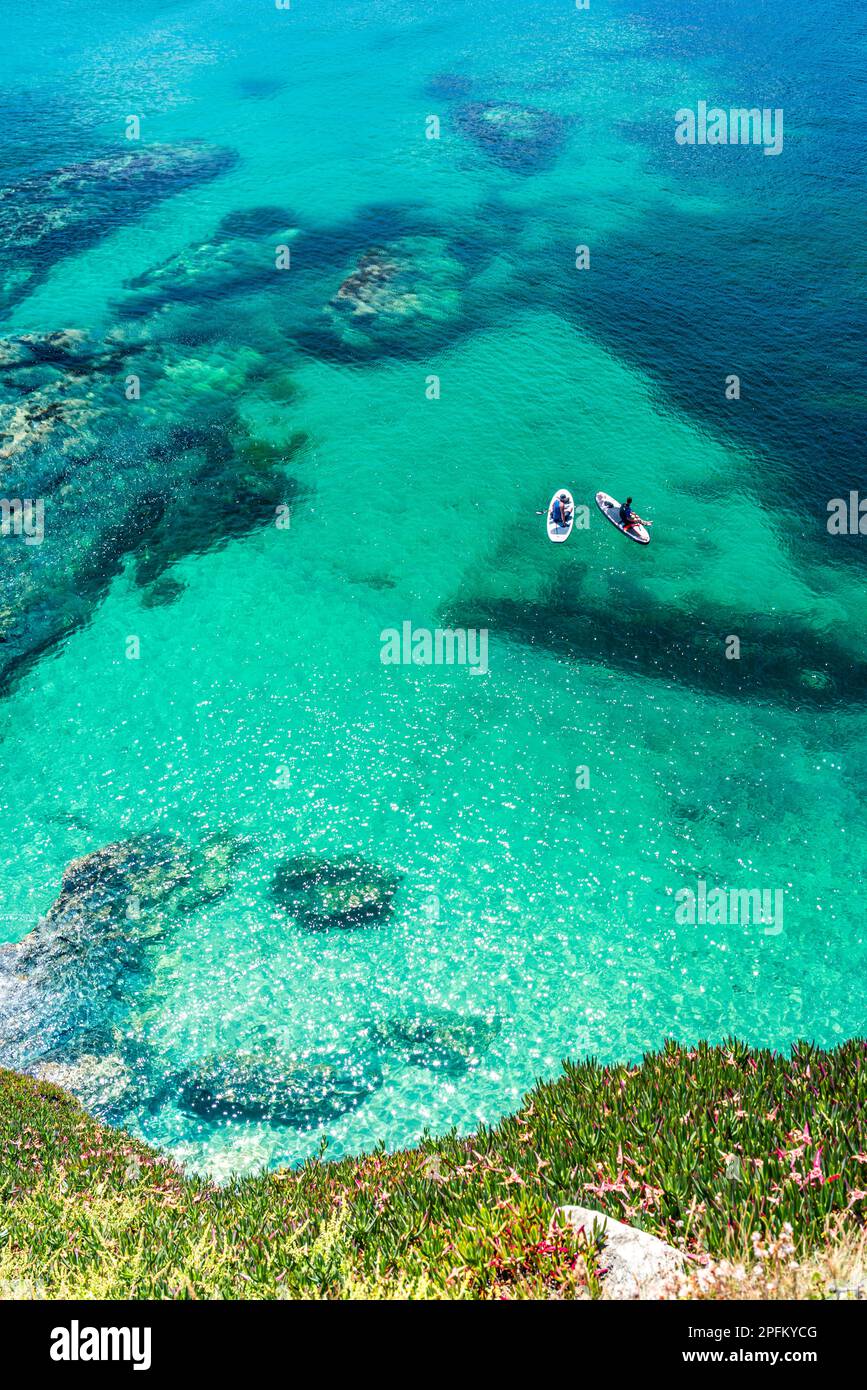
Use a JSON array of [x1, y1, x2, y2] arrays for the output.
[[551, 492, 572, 526], [619, 496, 642, 530]]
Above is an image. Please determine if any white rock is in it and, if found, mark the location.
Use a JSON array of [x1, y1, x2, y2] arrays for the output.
[[552, 1205, 686, 1300]]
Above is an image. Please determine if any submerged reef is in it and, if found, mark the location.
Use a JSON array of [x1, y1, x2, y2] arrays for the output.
[[0, 329, 139, 465], [0, 325, 306, 693], [0, 841, 506, 1137], [236, 76, 286, 100], [174, 1008, 500, 1130], [373, 1010, 501, 1074], [128, 425, 306, 592], [453, 100, 568, 173], [425, 72, 475, 99], [176, 1049, 382, 1129], [271, 855, 400, 930], [122, 205, 298, 318], [447, 571, 867, 710], [0, 197, 314, 698]]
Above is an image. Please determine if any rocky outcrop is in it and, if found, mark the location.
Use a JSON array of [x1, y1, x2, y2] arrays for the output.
[[271, 855, 399, 930], [552, 1205, 686, 1299]]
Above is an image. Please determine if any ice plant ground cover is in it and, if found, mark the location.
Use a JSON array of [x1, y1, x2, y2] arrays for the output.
[[1, 1039, 864, 1300]]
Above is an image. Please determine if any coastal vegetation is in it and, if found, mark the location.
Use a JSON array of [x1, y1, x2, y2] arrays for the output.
[[1, 1039, 864, 1299]]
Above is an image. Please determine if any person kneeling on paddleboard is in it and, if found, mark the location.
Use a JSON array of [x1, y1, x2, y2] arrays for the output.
[[619, 496, 641, 530], [552, 493, 572, 526]]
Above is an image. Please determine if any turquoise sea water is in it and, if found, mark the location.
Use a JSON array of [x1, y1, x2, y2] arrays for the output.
[[1, 0, 865, 1176]]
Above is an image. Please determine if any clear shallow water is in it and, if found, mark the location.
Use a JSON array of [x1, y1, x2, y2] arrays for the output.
[[0, 0, 865, 1177]]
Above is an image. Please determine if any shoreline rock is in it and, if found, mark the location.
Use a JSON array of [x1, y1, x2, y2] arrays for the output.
[[552, 1205, 686, 1299]]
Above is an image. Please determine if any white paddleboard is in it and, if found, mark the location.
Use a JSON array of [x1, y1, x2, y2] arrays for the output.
[[547, 489, 574, 543], [595, 491, 650, 545]]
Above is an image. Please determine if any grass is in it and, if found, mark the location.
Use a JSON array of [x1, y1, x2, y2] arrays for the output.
[[1, 1038, 865, 1299]]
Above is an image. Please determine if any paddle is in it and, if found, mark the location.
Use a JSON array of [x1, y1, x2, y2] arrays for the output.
[[535, 510, 653, 525]]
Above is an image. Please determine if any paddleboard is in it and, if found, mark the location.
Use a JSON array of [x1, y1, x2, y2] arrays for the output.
[[547, 489, 574, 543], [595, 491, 650, 545]]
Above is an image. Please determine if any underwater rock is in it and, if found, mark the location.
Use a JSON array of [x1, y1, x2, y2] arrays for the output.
[[426, 72, 474, 99], [0, 830, 265, 1125], [375, 1009, 500, 1074], [454, 100, 568, 173], [122, 205, 297, 315], [357, 572, 397, 591], [31, 1052, 133, 1117], [0, 836, 191, 1071], [140, 575, 187, 609], [216, 206, 297, 240], [0, 831, 248, 1105], [236, 76, 286, 100], [12, 837, 191, 970], [0, 329, 146, 465], [445, 578, 867, 711], [0, 145, 238, 252], [0, 143, 237, 309], [799, 668, 832, 692], [173, 830, 253, 912], [0, 330, 90, 371], [0, 381, 97, 464], [322, 236, 466, 353], [130, 441, 304, 589], [332, 247, 406, 317], [271, 855, 399, 930], [177, 1050, 382, 1128], [0, 328, 142, 384], [29, 1036, 175, 1127], [0, 396, 304, 696]]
